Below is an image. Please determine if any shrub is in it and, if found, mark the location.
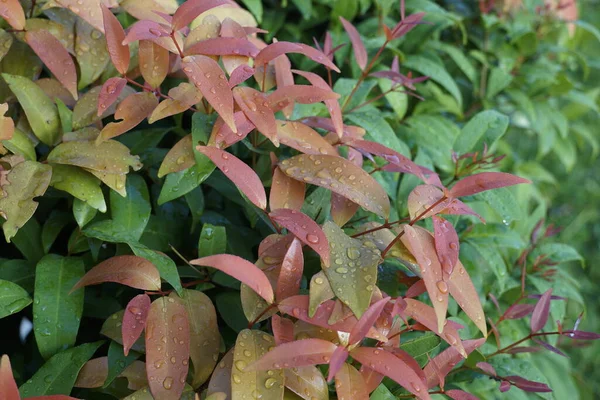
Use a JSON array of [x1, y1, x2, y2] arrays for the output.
[[0, 0, 598, 399]]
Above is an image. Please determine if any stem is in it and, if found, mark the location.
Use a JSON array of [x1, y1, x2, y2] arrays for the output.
[[30, 0, 36, 18], [171, 31, 184, 59], [345, 84, 402, 114], [487, 331, 563, 357], [351, 218, 409, 238], [248, 303, 277, 328]]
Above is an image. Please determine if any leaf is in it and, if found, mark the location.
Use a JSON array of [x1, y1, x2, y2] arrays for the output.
[[172, 289, 220, 388], [18, 341, 103, 397], [73, 85, 136, 130], [275, 120, 337, 156], [445, 389, 479, 400], [0, 161, 52, 242], [145, 297, 190, 400], [531, 289, 552, 333], [2, 74, 60, 146], [269, 85, 340, 111], [404, 55, 462, 107], [349, 297, 390, 345], [308, 272, 334, 318], [279, 154, 390, 218], [71, 255, 161, 292], [185, 37, 259, 58], [128, 243, 183, 298], [101, 4, 129, 74], [110, 174, 150, 241], [423, 338, 485, 389], [232, 330, 284, 399], [190, 255, 274, 303], [50, 165, 107, 212], [2, 127, 36, 162], [149, 83, 203, 123], [122, 294, 151, 356], [97, 77, 127, 116], [272, 315, 294, 345], [104, 341, 141, 388], [0, 355, 19, 399], [171, 0, 229, 31], [328, 346, 349, 382], [339, 17, 367, 70], [432, 216, 459, 278], [33, 255, 85, 359], [454, 110, 509, 154], [450, 172, 531, 198], [0, 0, 25, 30], [285, 365, 328, 400], [101, 311, 145, 353], [182, 55, 236, 132], [276, 237, 304, 302], [350, 347, 430, 399], [270, 167, 305, 212], [74, 357, 108, 388], [196, 145, 267, 209], [0, 279, 31, 319], [255, 41, 340, 72], [232, 86, 277, 145], [139, 40, 169, 88], [349, 139, 426, 180], [97, 92, 158, 142], [334, 363, 369, 399], [249, 338, 337, 370], [229, 64, 255, 88], [207, 348, 233, 398], [26, 30, 78, 100], [447, 260, 487, 336]]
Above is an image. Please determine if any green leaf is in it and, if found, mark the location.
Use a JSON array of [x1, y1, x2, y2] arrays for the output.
[[404, 55, 463, 107], [240, 0, 262, 22], [11, 218, 44, 262], [454, 110, 509, 154], [100, 310, 145, 353], [185, 186, 204, 232], [0, 259, 36, 292], [486, 68, 513, 99], [1, 127, 36, 161], [291, 0, 312, 19], [110, 174, 150, 241], [2, 73, 60, 145], [532, 243, 584, 267], [41, 211, 71, 253], [399, 332, 441, 366], [476, 187, 523, 224], [104, 341, 141, 388], [215, 291, 247, 332], [0, 279, 31, 319], [158, 162, 215, 205], [50, 164, 107, 212], [128, 242, 183, 295], [33, 255, 85, 359], [73, 198, 98, 228], [301, 187, 330, 224], [0, 160, 52, 242], [56, 98, 73, 134], [430, 42, 477, 83], [378, 78, 408, 119], [198, 224, 226, 258], [347, 111, 411, 157], [370, 383, 396, 400]]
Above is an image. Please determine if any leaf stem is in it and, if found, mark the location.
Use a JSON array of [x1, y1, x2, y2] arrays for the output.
[[487, 331, 563, 357], [248, 303, 278, 329]]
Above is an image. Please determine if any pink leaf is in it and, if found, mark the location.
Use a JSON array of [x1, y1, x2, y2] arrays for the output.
[[447, 260, 487, 336], [97, 92, 158, 142], [0, 355, 19, 400], [229, 65, 255, 88], [208, 111, 255, 149], [432, 216, 459, 278], [450, 172, 531, 198], [190, 254, 274, 303], [0, 0, 25, 30], [274, 53, 294, 118], [386, 348, 426, 383], [276, 238, 304, 302], [392, 12, 426, 38], [564, 330, 600, 340], [71, 255, 161, 292], [270, 166, 306, 212], [350, 347, 431, 399], [504, 303, 534, 320], [445, 389, 480, 400], [499, 381, 511, 392], [532, 339, 567, 357], [339, 17, 367, 70], [275, 120, 337, 156], [171, 0, 229, 31], [97, 77, 127, 116], [182, 55, 236, 133], [423, 338, 486, 388], [476, 362, 496, 376], [327, 347, 349, 382], [233, 86, 277, 145], [271, 315, 294, 345], [269, 208, 329, 266], [196, 145, 267, 209], [531, 288, 552, 333], [506, 376, 552, 392], [350, 140, 429, 181], [349, 297, 390, 345], [122, 20, 170, 45], [406, 280, 426, 298], [248, 338, 337, 370], [185, 37, 259, 57], [26, 30, 78, 100], [255, 41, 340, 72], [102, 4, 129, 74], [269, 85, 339, 112], [122, 294, 151, 356]]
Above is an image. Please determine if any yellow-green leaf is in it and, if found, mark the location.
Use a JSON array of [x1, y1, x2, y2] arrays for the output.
[[50, 164, 107, 212], [2, 127, 36, 161], [158, 134, 195, 178], [308, 271, 334, 318], [72, 84, 136, 130], [285, 365, 328, 400], [75, 18, 110, 89]]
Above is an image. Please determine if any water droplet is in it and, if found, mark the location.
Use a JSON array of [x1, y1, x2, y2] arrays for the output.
[[335, 267, 348, 274], [162, 376, 173, 390], [306, 234, 319, 244], [264, 377, 277, 388], [346, 247, 360, 260], [315, 277, 324, 285], [436, 280, 448, 294], [233, 373, 242, 384], [235, 360, 247, 371]]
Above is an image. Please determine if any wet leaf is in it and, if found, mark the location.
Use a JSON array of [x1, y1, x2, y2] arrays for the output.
[[275, 121, 337, 156], [349, 140, 427, 181], [45, 0, 105, 33], [272, 315, 294, 345], [255, 41, 340, 72], [339, 17, 367, 70], [33, 255, 85, 360], [101, 4, 129, 74], [171, 0, 229, 31], [0, 160, 52, 242], [447, 260, 487, 336], [190, 255, 274, 303], [285, 365, 328, 400], [104, 341, 141, 388], [279, 154, 390, 218], [207, 348, 234, 398], [231, 330, 284, 399], [249, 338, 337, 370], [97, 77, 127, 117], [97, 92, 158, 142], [74, 18, 109, 89], [423, 338, 485, 388], [149, 83, 203, 123], [531, 289, 552, 333], [0, 279, 31, 319], [71, 255, 161, 292], [450, 172, 531, 198], [269, 85, 340, 112], [2, 74, 60, 146], [101, 311, 145, 353], [74, 357, 108, 388], [432, 216, 459, 278], [139, 40, 169, 88], [229, 64, 255, 87], [322, 222, 380, 318], [270, 166, 305, 212], [327, 346, 349, 381], [276, 237, 304, 301], [122, 294, 151, 356], [73, 84, 136, 129], [158, 135, 195, 178], [50, 165, 107, 212], [0, 0, 25, 30], [308, 271, 334, 318], [185, 37, 259, 58], [270, 208, 329, 266], [355, 222, 418, 271], [145, 297, 190, 400], [0, 355, 19, 399], [171, 289, 220, 388], [349, 297, 390, 345], [334, 363, 369, 400], [233, 86, 277, 145]]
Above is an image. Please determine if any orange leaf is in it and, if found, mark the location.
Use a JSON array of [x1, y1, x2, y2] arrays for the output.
[[71, 255, 161, 292], [97, 77, 127, 116], [276, 237, 304, 302], [284, 365, 329, 400], [279, 154, 390, 218], [122, 20, 170, 45], [145, 297, 190, 400], [0, 0, 25, 30], [139, 40, 169, 89], [330, 193, 359, 227], [339, 17, 367, 70], [0, 355, 19, 400], [101, 4, 129, 74], [74, 357, 108, 388], [269, 208, 329, 266], [255, 41, 340, 72], [274, 53, 294, 118], [360, 365, 384, 393], [249, 338, 337, 370], [334, 363, 369, 400], [271, 315, 295, 345], [450, 172, 531, 198], [182, 55, 236, 133], [270, 166, 305, 212], [229, 64, 255, 87], [196, 145, 267, 209], [423, 338, 485, 388], [26, 30, 78, 100], [122, 294, 151, 356], [275, 120, 337, 156], [97, 92, 158, 142], [190, 254, 274, 303], [208, 112, 255, 148], [446, 261, 487, 337], [351, 347, 430, 399], [149, 82, 203, 123], [349, 297, 390, 346], [171, 0, 229, 31], [432, 216, 459, 278], [184, 37, 259, 57], [233, 86, 277, 145], [269, 85, 340, 112]]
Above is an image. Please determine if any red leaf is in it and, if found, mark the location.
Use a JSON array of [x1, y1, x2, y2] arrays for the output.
[[271, 315, 294, 345], [423, 338, 486, 388], [499, 381, 511, 392], [476, 361, 496, 376], [301, 116, 365, 140], [447, 260, 487, 336], [181, 55, 236, 132], [0, 355, 19, 400], [406, 280, 426, 298], [359, 365, 384, 393], [248, 338, 337, 370], [233, 86, 277, 145], [97, 92, 158, 142], [445, 389, 480, 400], [185, 37, 259, 58], [276, 238, 304, 301], [450, 172, 531, 198], [190, 254, 274, 303], [270, 166, 305, 212], [274, 53, 294, 118], [122, 20, 170, 45], [350, 140, 429, 181], [506, 376, 552, 392], [350, 347, 431, 399], [532, 339, 567, 357], [349, 297, 390, 345], [145, 297, 190, 400], [196, 146, 267, 209], [122, 294, 151, 356], [392, 12, 426, 38], [327, 347, 349, 382], [269, 85, 339, 112], [504, 303, 534, 320], [432, 216, 459, 278], [255, 41, 340, 72], [171, 0, 229, 31], [71, 255, 161, 292], [269, 208, 329, 266], [339, 17, 367, 70], [26, 30, 78, 100], [275, 120, 337, 156], [386, 348, 426, 383], [0, 0, 25, 30], [229, 65, 255, 88], [334, 363, 369, 400], [102, 4, 129, 74], [531, 288, 552, 333], [97, 77, 127, 116], [208, 111, 255, 148], [563, 330, 600, 340]]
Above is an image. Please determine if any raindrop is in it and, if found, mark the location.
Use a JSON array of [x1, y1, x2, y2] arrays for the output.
[[306, 234, 320, 244], [162, 376, 173, 390], [264, 377, 277, 389], [436, 280, 448, 294]]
